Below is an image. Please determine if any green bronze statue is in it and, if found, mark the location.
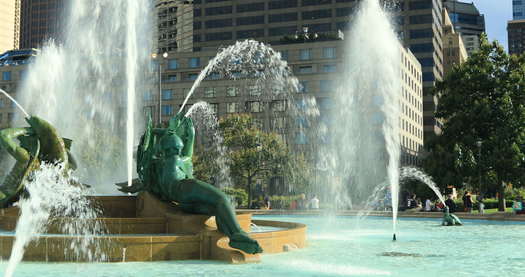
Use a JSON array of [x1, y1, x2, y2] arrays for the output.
[[442, 207, 462, 226], [117, 113, 263, 254], [0, 116, 77, 208]]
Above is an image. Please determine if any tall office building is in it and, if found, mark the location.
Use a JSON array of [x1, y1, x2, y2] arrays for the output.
[[19, 0, 65, 49], [0, 0, 18, 53], [156, 0, 443, 141], [514, 0, 525, 20], [443, 0, 485, 55], [442, 8, 467, 76], [155, 0, 194, 53], [508, 19, 525, 55]]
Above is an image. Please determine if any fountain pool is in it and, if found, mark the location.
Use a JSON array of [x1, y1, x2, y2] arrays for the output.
[[1, 215, 523, 276]]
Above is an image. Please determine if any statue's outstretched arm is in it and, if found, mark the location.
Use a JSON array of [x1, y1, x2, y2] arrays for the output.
[[26, 116, 68, 163], [0, 128, 32, 162], [180, 116, 195, 158]]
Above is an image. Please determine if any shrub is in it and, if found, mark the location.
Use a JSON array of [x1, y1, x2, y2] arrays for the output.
[[222, 187, 248, 208]]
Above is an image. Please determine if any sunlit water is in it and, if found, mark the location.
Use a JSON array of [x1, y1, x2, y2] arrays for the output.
[[1, 215, 524, 276]]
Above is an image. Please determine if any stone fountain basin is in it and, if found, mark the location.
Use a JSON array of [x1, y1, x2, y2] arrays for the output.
[[0, 194, 306, 263]]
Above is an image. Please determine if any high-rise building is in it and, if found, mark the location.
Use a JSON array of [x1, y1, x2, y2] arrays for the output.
[[513, 0, 525, 20], [156, 0, 444, 141], [508, 19, 525, 55], [0, 0, 18, 53], [155, 0, 194, 53], [442, 8, 468, 76], [19, 0, 65, 49], [443, 0, 485, 55]]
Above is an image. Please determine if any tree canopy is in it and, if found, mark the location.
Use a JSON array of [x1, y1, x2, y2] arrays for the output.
[[425, 35, 525, 210]]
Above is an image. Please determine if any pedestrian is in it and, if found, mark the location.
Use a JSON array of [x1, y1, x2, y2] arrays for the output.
[[477, 193, 485, 215], [310, 195, 320, 209], [424, 198, 432, 212], [264, 195, 271, 209], [445, 194, 456, 213], [463, 192, 473, 213]]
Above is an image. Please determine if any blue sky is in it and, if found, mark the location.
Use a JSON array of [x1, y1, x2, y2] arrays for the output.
[[470, 0, 513, 50]]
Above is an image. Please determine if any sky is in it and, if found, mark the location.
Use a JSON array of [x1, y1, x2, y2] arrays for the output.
[[469, 0, 513, 50]]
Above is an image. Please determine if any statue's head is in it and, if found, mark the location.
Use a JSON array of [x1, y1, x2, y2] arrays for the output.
[[160, 132, 184, 156]]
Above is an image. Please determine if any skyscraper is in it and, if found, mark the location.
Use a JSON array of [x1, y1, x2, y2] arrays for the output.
[[443, 0, 485, 56], [19, 0, 65, 49], [513, 0, 525, 20], [0, 0, 18, 53], [508, 19, 525, 55], [155, 0, 194, 53]]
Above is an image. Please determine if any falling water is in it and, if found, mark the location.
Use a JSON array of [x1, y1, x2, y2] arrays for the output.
[[0, 88, 29, 118], [185, 101, 233, 189], [4, 163, 107, 277], [400, 167, 447, 205], [11, 0, 153, 191], [325, 0, 401, 236]]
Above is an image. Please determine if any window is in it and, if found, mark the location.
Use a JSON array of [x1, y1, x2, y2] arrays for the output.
[[272, 100, 286, 112], [299, 49, 312, 60], [162, 105, 173, 116], [0, 99, 3, 108], [193, 21, 202, 30], [166, 74, 177, 82], [162, 89, 173, 100], [409, 29, 433, 39], [194, 9, 201, 16], [167, 59, 178, 69], [204, 88, 216, 97], [422, 72, 435, 82], [272, 117, 285, 130], [269, 0, 298, 9], [336, 7, 353, 17], [269, 26, 296, 36], [209, 103, 218, 114], [237, 29, 265, 39], [237, 16, 265, 25], [410, 43, 433, 53], [269, 12, 298, 23], [417, 57, 434, 67], [302, 9, 332, 20], [304, 23, 332, 32], [187, 73, 199, 81], [2, 71, 11, 81], [205, 18, 233, 28], [409, 1, 432, 10], [247, 101, 263, 112], [226, 102, 240, 113], [320, 80, 334, 92], [226, 87, 239, 97], [205, 32, 233, 41], [7, 113, 13, 122], [237, 2, 265, 12], [322, 47, 336, 59], [303, 0, 332, 6], [205, 6, 232, 16], [323, 64, 336, 72], [298, 65, 313, 73], [409, 14, 433, 24], [249, 85, 262, 96], [189, 58, 200, 68], [280, 50, 289, 61], [299, 81, 308, 93]]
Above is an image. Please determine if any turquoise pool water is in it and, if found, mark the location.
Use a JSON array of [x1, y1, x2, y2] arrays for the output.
[[1, 215, 524, 276]]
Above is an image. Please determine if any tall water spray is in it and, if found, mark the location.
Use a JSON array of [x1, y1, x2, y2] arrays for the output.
[[325, 0, 401, 236], [12, 0, 153, 190]]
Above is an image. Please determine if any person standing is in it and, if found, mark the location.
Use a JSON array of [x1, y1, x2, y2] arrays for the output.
[[477, 193, 485, 215], [310, 195, 320, 209], [463, 192, 473, 213], [424, 199, 432, 212], [445, 194, 456, 213]]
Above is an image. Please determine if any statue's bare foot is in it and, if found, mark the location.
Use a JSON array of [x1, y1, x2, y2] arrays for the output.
[[229, 232, 263, 254]]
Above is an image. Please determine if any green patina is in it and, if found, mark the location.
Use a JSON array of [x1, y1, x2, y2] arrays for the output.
[[117, 113, 263, 254], [0, 116, 76, 208]]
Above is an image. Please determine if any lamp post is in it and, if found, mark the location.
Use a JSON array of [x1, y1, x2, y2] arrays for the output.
[[476, 140, 483, 193], [152, 52, 168, 125]]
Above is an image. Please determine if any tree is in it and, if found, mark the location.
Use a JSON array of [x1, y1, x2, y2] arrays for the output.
[[219, 113, 298, 206], [430, 35, 525, 211]]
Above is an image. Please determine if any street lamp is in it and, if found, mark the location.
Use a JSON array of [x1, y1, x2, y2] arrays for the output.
[[152, 52, 168, 125], [476, 140, 483, 193]]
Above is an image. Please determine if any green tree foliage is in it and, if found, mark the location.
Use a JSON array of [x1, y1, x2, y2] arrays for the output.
[[427, 35, 525, 211]]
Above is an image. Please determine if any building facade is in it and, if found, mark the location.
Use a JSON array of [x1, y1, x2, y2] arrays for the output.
[[148, 39, 423, 165], [514, 0, 525, 20], [157, 0, 443, 143], [442, 8, 467, 76], [0, 0, 18, 53], [508, 19, 525, 55], [443, 0, 485, 55], [19, 0, 65, 49], [155, 0, 194, 53]]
